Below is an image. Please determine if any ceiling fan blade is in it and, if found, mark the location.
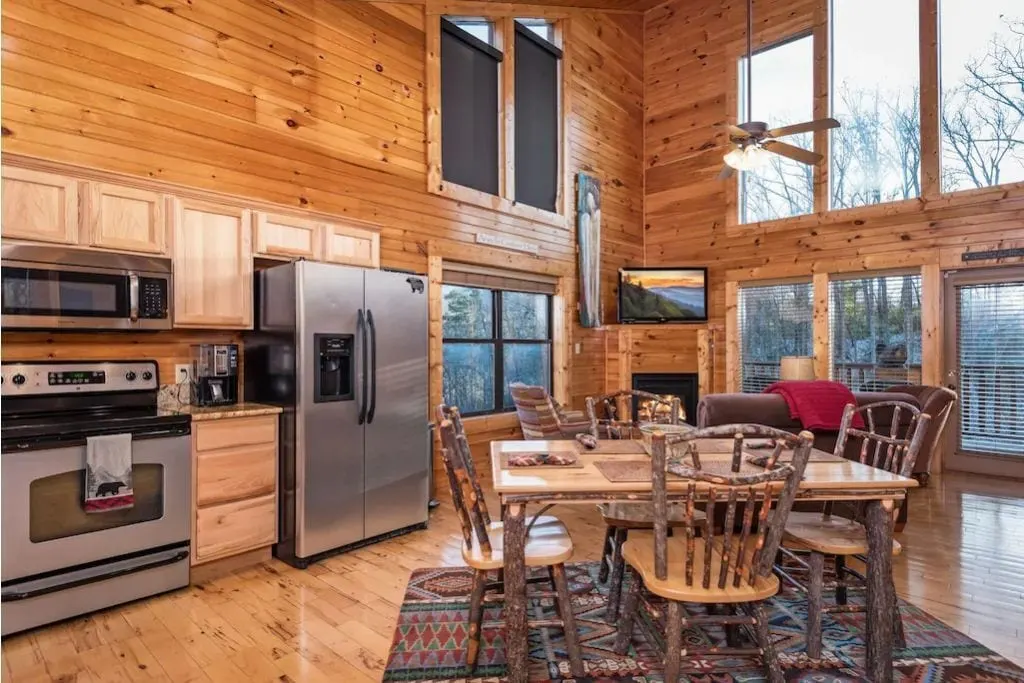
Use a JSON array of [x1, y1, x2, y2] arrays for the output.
[[718, 164, 735, 180], [719, 123, 753, 139], [763, 140, 823, 165], [766, 117, 840, 139]]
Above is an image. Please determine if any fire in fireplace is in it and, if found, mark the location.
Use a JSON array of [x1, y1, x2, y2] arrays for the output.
[[631, 373, 699, 426]]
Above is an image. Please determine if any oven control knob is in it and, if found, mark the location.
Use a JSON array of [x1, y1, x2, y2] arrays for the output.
[[142, 371, 153, 381], [12, 374, 25, 386], [125, 371, 137, 382]]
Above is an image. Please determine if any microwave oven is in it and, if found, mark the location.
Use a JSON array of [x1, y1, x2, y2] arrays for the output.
[[1, 244, 172, 331]]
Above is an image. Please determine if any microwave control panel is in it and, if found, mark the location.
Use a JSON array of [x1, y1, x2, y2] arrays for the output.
[[139, 278, 169, 319]]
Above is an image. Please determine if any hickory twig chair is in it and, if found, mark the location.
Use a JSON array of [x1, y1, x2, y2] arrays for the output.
[[585, 390, 700, 623], [436, 405, 584, 677], [776, 401, 931, 660], [613, 425, 814, 683]]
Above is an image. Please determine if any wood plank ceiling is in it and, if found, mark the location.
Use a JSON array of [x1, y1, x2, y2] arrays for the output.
[[374, 0, 667, 12]]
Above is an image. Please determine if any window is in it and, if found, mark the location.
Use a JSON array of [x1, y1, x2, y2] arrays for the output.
[[450, 18, 493, 45], [516, 19, 555, 43], [830, 0, 920, 209], [738, 282, 814, 392], [442, 285, 552, 416], [441, 18, 502, 196], [515, 21, 562, 212], [829, 274, 922, 391], [940, 0, 1024, 192], [739, 35, 815, 224]]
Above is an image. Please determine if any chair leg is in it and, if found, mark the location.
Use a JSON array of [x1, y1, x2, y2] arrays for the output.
[[724, 604, 744, 648], [612, 570, 642, 655], [598, 525, 615, 583], [466, 569, 487, 672], [806, 551, 825, 660], [835, 554, 848, 605], [551, 563, 584, 678], [605, 527, 628, 624], [751, 601, 783, 683], [664, 601, 684, 683], [891, 578, 906, 649]]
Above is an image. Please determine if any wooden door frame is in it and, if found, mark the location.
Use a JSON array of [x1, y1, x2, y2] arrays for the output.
[[943, 266, 1024, 478]]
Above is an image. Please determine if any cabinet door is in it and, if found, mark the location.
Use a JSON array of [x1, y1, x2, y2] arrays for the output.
[[195, 493, 277, 563], [253, 211, 321, 261], [84, 182, 167, 254], [321, 221, 380, 268], [172, 198, 253, 329], [1, 167, 79, 245]]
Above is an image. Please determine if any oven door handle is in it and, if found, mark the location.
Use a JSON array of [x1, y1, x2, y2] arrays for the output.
[[128, 272, 140, 322], [0, 547, 189, 602]]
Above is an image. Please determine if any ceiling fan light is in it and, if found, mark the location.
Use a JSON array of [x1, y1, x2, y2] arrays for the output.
[[723, 147, 746, 169]]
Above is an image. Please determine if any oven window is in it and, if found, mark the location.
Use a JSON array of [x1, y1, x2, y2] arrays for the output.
[[2, 267, 129, 318], [29, 465, 164, 543]]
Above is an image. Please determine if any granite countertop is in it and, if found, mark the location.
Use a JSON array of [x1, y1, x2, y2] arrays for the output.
[[159, 402, 283, 422]]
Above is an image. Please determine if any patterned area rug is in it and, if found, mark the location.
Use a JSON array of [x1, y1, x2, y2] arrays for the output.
[[384, 562, 1024, 682]]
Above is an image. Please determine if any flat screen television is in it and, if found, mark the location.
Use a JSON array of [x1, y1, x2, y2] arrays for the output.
[[618, 267, 708, 323]]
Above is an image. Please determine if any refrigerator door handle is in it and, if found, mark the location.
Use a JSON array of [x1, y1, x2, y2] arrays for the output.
[[367, 309, 378, 423], [357, 308, 368, 425]]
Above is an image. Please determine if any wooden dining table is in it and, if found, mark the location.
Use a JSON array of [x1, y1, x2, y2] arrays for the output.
[[490, 438, 919, 683]]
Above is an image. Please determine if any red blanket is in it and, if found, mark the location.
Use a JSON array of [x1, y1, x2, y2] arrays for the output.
[[764, 380, 864, 431]]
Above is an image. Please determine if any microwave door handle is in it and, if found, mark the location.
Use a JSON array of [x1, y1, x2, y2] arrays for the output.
[[128, 272, 140, 322]]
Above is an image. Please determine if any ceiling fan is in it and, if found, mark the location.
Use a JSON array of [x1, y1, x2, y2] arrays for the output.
[[718, 0, 840, 180]]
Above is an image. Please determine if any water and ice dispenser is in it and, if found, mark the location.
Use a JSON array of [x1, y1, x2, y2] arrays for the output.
[[314, 334, 354, 402]]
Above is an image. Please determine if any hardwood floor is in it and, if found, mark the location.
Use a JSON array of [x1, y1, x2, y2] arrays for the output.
[[3, 471, 1023, 682]]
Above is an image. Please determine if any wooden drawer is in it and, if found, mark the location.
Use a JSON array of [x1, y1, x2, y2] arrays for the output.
[[196, 442, 276, 507], [194, 415, 277, 452], [195, 493, 276, 562]]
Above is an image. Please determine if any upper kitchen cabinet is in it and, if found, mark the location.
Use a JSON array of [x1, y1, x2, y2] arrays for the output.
[[83, 183, 168, 255], [253, 211, 320, 261], [1, 167, 79, 245], [322, 221, 380, 268], [172, 198, 253, 329]]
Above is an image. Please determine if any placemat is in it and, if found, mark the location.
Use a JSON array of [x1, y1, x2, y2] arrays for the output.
[[499, 452, 585, 470], [746, 449, 848, 466], [593, 460, 674, 482], [576, 440, 649, 455]]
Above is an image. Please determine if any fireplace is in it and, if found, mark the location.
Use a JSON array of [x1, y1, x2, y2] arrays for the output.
[[631, 373, 699, 426]]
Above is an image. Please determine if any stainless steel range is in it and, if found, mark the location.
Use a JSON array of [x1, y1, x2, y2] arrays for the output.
[[0, 360, 191, 635]]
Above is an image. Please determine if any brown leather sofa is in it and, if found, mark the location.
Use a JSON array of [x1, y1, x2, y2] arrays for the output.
[[697, 385, 957, 529]]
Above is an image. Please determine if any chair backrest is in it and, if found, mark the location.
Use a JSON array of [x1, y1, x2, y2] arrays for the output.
[[835, 401, 932, 477], [648, 424, 814, 587], [586, 390, 682, 439], [509, 382, 564, 439], [436, 405, 492, 553]]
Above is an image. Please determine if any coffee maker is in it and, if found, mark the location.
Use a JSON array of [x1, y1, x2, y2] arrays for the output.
[[191, 344, 239, 406]]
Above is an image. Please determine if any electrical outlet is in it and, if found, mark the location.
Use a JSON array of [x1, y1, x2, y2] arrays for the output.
[[175, 364, 191, 384]]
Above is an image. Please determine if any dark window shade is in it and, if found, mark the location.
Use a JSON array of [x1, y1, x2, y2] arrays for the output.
[[514, 24, 561, 213], [441, 20, 501, 196]]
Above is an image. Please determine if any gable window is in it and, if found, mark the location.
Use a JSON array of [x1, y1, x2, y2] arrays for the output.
[[429, 15, 568, 224], [442, 268, 554, 416], [515, 20, 562, 212], [830, 274, 923, 391], [830, 0, 920, 209], [441, 18, 502, 196], [738, 281, 814, 392], [739, 34, 815, 224], [940, 0, 1024, 192]]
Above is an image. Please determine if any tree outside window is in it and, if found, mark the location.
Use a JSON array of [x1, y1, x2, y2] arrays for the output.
[[442, 285, 552, 416]]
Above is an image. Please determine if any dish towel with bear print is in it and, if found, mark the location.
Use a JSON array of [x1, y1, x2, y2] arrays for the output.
[[84, 433, 135, 513]]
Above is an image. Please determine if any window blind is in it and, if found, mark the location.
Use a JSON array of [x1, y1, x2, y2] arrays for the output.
[[738, 282, 813, 392], [514, 23, 561, 212], [443, 262, 557, 295], [829, 274, 922, 391], [955, 281, 1024, 457], [441, 18, 501, 196]]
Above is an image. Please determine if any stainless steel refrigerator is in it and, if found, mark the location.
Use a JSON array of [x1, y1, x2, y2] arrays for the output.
[[244, 260, 430, 568]]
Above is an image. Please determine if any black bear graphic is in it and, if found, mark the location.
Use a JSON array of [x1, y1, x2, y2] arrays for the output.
[[96, 481, 126, 497]]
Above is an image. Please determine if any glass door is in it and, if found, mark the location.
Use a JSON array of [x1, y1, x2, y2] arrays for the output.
[[944, 267, 1024, 477]]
